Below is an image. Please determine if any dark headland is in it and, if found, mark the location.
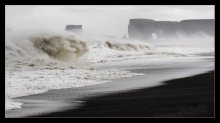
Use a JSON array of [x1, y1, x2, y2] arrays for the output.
[[65, 25, 83, 34], [128, 19, 215, 39], [35, 71, 214, 117]]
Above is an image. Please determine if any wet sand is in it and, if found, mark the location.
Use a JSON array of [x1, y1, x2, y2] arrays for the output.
[[36, 71, 214, 117]]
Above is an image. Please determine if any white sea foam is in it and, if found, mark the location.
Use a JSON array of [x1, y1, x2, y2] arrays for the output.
[[5, 97, 23, 111], [5, 67, 143, 111]]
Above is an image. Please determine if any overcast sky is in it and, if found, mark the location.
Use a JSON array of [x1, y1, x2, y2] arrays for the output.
[[6, 5, 215, 37]]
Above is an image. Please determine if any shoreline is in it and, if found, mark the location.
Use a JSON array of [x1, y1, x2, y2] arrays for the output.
[[5, 60, 214, 118], [36, 71, 215, 117]]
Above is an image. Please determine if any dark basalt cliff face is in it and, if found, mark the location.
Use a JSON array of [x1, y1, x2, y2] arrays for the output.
[[65, 25, 83, 34], [128, 19, 215, 39]]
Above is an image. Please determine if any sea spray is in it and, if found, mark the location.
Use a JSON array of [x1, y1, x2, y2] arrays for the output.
[[31, 34, 88, 61], [6, 31, 153, 66]]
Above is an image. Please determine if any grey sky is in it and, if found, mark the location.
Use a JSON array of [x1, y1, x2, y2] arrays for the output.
[[6, 5, 215, 37]]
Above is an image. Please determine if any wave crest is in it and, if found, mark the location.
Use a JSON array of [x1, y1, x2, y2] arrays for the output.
[[105, 41, 151, 51], [31, 34, 88, 61]]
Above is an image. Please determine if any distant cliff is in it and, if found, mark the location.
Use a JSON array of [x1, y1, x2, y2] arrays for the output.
[[128, 19, 215, 39], [65, 25, 83, 34]]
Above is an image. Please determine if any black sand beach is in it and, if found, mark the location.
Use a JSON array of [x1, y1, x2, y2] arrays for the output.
[[35, 71, 214, 117]]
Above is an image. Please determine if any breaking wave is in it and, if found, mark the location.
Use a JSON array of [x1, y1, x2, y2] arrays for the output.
[[105, 41, 151, 51], [31, 34, 88, 61], [5, 31, 153, 67], [5, 33, 90, 67]]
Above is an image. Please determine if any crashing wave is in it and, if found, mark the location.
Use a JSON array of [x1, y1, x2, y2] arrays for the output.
[[105, 41, 151, 51], [5, 32, 89, 67], [31, 34, 88, 61], [6, 32, 154, 67]]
